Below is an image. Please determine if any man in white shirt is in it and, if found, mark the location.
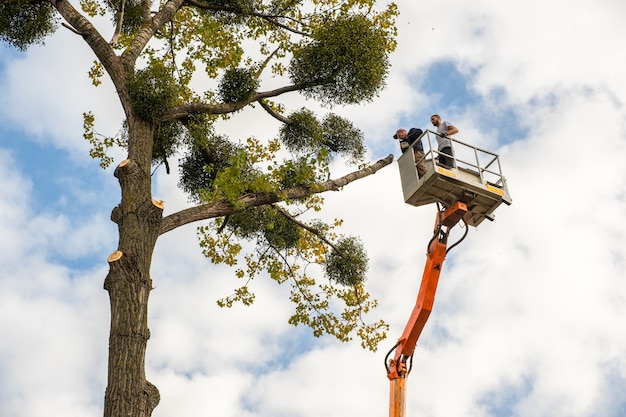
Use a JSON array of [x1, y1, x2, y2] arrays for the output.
[[430, 114, 458, 168]]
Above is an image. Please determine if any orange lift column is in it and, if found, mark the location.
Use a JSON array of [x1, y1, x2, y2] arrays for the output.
[[386, 201, 468, 417]]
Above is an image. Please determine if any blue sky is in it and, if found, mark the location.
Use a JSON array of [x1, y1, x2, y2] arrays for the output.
[[0, 130, 118, 270], [2, 1, 626, 417], [416, 61, 529, 144]]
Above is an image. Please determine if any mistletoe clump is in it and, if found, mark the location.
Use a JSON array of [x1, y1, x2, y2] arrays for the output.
[[324, 236, 368, 286], [0, 0, 58, 50], [129, 62, 180, 123]]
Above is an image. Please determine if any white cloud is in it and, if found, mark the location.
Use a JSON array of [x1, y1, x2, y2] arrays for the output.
[[0, 28, 123, 161], [0, 149, 110, 417]]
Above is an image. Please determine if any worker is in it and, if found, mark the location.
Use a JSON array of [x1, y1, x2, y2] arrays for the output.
[[430, 114, 458, 168], [394, 127, 427, 177]]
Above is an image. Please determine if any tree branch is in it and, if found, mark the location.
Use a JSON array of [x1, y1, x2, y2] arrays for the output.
[[121, 0, 185, 68], [272, 204, 342, 253], [184, 0, 311, 36], [109, 0, 126, 45], [259, 100, 290, 124], [159, 154, 394, 235], [253, 47, 279, 80], [52, 0, 129, 108], [160, 84, 302, 121], [61, 22, 83, 36]]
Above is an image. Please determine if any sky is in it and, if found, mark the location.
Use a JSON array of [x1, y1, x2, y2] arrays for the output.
[[1, 0, 626, 416]]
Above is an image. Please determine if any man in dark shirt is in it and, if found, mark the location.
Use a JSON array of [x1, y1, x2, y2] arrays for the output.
[[394, 127, 426, 177]]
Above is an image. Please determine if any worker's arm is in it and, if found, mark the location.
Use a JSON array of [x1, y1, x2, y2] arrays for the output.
[[446, 123, 459, 136]]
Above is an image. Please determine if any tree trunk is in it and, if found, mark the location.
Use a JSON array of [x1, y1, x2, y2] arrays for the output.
[[103, 120, 161, 417]]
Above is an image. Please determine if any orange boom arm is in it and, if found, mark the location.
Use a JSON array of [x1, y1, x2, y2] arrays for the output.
[[385, 201, 467, 417]]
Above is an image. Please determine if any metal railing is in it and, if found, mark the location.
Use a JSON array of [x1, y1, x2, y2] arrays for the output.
[[412, 130, 507, 189]]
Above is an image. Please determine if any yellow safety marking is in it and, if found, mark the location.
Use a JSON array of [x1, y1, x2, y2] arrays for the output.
[[437, 167, 456, 177], [486, 184, 505, 195]]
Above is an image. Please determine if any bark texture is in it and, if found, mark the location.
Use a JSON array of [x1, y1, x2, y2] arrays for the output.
[[104, 126, 162, 417]]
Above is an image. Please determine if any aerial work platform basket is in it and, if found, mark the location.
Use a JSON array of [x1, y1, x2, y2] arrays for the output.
[[398, 130, 512, 227]]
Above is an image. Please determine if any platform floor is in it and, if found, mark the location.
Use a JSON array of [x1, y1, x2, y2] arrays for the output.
[[399, 155, 512, 227]]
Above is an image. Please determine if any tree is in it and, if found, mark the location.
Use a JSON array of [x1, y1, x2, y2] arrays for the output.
[[0, 0, 398, 415]]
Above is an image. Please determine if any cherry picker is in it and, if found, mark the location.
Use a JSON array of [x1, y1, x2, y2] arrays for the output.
[[386, 130, 512, 417]]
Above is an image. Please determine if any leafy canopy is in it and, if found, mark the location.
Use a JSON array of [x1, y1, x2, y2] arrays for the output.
[[0, 0, 399, 350]]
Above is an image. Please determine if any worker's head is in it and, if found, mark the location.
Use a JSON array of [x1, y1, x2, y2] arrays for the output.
[[430, 114, 441, 126], [393, 128, 407, 140]]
